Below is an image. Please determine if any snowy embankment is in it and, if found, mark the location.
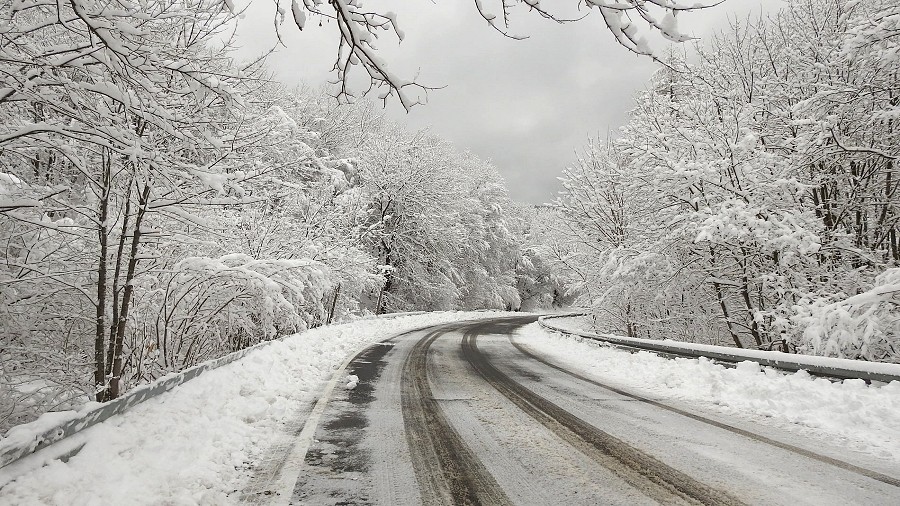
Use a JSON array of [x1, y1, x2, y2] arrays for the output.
[[0, 311, 500, 504], [540, 315, 900, 382], [517, 323, 900, 464]]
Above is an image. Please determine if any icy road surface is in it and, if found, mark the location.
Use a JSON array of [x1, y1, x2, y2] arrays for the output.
[[294, 315, 900, 505]]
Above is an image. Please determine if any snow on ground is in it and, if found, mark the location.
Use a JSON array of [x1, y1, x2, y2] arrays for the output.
[[0, 311, 507, 505], [541, 314, 594, 332], [516, 323, 900, 464]]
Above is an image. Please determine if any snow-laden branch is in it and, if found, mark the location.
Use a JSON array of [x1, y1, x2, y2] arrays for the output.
[[273, 0, 722, 109]]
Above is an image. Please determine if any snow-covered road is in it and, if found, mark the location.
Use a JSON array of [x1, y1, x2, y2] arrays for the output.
[[0, 312, 506, 504], [299, 316, 900, 505], [2, 313, 899, 504]]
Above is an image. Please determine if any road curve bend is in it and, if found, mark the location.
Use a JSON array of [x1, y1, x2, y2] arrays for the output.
[[283, 316, 900, 505]]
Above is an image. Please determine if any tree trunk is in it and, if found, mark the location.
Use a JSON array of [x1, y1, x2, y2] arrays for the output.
[[375, 285, 385, 315], [712, 280, 742, 348], [708, 246, 742, 348], [108, 183, 151, 400], [737, 250, 763, 347], [326, 283, 341, 325], [93, 153, 111, 401], [106, 183, 132, 378]]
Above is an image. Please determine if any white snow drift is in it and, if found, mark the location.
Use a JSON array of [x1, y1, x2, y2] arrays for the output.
[[0, 311, 502, 505], [516, 323, 900, 464]]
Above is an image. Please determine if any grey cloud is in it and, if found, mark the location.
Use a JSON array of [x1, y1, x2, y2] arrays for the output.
[[236, 1, 785, 204]]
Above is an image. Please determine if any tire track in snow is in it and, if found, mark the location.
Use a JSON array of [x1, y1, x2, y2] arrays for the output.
[[401, 327, 513, 506], [244, 326, 426, 504], [508, 336, 900, 489], [461, 320, 745, 506]]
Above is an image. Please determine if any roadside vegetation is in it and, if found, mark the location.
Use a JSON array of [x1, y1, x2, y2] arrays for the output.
[[552, 0, 900, 362], [0, 0, 569, 430]]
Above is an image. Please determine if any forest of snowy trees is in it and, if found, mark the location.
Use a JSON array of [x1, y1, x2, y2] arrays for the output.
[[553, 0, 900, 362], [0, 0, 573, 430], [3, 0, 898, 433]]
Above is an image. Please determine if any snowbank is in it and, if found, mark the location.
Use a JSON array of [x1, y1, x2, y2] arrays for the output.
[[517, 323, 900, 464], [540, 314, 900, 382], [0, 311, 504, 504]]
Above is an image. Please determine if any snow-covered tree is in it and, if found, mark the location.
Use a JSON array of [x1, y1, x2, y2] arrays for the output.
[[0, 0, 265, 403], [453, 154, 523, 311], [552, 0, 900, 360], [515, 205, 580, 312], [0, 0, 575, 431]]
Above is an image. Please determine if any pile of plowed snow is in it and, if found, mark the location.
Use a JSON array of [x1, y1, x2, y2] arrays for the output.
[[516, 323, 900, 465], [0, 311, 509, 505]]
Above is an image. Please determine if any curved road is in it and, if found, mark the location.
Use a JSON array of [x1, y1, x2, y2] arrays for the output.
[[289, 316, 900, 505]]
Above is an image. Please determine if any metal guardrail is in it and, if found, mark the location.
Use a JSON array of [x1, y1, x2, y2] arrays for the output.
[[0, 310, 431, 473], [0, 338, 282, 470], [353, 310, 430, 321], [14, 309, 890, 477], [538, 314, 900, 384]]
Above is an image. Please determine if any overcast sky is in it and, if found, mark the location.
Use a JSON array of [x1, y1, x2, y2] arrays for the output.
[[234, 1, 785, 204]]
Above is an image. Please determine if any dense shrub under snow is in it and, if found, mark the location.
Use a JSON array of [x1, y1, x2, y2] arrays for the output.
[[793, 269, 900, 363]]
